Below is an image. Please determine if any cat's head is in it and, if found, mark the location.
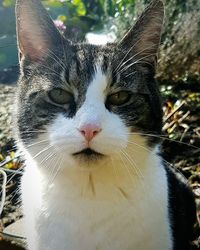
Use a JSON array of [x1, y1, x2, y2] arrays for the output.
[[15, 0, 164, 169]]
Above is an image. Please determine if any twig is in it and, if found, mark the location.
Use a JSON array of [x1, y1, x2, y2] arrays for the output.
[[0, 154, 20, 168], [180, 126, 189, 142], [0, 169, 7, 217], [177, 111, 190, 124], [164, 101, 186, 123], [168, 123, 177, 133], [194, 127, 200, 137], [162, 119, 176, 131], [163, 110, 190, 132], [0, 168, 23, 175]]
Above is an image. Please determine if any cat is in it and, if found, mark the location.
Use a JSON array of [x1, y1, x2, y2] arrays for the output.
[[15, 0, 196, 249]]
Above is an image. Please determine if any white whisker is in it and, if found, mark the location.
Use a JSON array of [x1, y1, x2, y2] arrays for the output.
[[118, 152, 136, 184], [127, 132, 200, 150], [120, 149, 144, 179], [126, 138, 188, 183], [48, 155, 62, 185], [117, 53, 155, 75], [47, 49, 66, 72]]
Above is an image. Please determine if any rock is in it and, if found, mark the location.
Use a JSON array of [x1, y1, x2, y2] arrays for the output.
[[0, 84, 16, 149], [0, 219, 26, 249]]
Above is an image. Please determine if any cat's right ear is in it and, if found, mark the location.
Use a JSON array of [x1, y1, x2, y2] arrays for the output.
[[16, 0, 63, 63]]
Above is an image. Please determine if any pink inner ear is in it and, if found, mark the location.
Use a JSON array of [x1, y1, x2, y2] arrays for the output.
[[18, 20, 50, 61], [19, 35, 44, 61], [16, 0, 61, 62]]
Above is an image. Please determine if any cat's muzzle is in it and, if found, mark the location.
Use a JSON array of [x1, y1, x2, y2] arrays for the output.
[[72, 148, 104, 161]]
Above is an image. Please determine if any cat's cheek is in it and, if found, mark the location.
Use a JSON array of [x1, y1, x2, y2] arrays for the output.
[[90, 112, 129, 155], [47, 114, 84, 155]]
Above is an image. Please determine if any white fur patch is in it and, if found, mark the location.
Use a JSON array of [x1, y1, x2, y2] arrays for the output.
[[21, 67, 172, 250]]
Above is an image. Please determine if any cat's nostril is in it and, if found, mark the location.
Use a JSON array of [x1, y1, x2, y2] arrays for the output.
[[78, 124, 102, 141]]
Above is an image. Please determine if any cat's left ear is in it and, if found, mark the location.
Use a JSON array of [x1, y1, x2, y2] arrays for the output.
[[118, 0, 164, 65]]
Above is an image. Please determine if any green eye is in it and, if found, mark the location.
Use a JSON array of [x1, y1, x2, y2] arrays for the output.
[[48, 88, 73, 105], [107, 91, 131, 106]]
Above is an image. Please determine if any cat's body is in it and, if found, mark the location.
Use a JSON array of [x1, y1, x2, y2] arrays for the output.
[[15, 0, 196, 249], [22, 142, 171, 250]]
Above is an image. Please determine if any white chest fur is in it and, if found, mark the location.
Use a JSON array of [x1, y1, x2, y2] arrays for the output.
[[21, 147, 172, 250]]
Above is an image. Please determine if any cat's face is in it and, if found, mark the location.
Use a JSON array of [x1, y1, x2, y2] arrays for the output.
[[15, 0, 164, 168]]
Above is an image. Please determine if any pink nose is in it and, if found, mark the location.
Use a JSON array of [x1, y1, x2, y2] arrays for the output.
[[79, 124, 102, 141]]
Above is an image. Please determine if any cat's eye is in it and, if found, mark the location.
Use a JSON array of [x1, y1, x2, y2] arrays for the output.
[[107, 91, 131, 106], [48, 88, 73, 105]]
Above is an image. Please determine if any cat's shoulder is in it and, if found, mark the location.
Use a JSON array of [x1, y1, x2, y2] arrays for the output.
[[164, 162, 197, 250]]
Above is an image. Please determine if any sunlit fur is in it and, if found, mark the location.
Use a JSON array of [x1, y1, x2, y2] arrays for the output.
[[15, 1, 196, 249], [20, 68, 172, 250]]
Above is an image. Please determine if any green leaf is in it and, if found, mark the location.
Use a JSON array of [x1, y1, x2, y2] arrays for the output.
[[76, 3, 86, 16], [58, 15, 67, 22], [2, 0, 15, 7], [43, 0, 63, 8], [72, 0, 86, 16]]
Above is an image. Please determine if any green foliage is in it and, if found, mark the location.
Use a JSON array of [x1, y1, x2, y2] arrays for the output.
[[42, 0, 106, 39], [1, 0, 136, 38], [2, 0, 15, 7], [0, 0, 136, 67]]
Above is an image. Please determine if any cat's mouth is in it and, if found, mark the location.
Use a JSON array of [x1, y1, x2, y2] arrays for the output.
[[72, 148, 104, 160]]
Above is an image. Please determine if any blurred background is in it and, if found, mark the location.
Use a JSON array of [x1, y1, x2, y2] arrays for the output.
[[0, 0, 200, 83], [0, 0, 199, 249], [0, 0, 134, 83]]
